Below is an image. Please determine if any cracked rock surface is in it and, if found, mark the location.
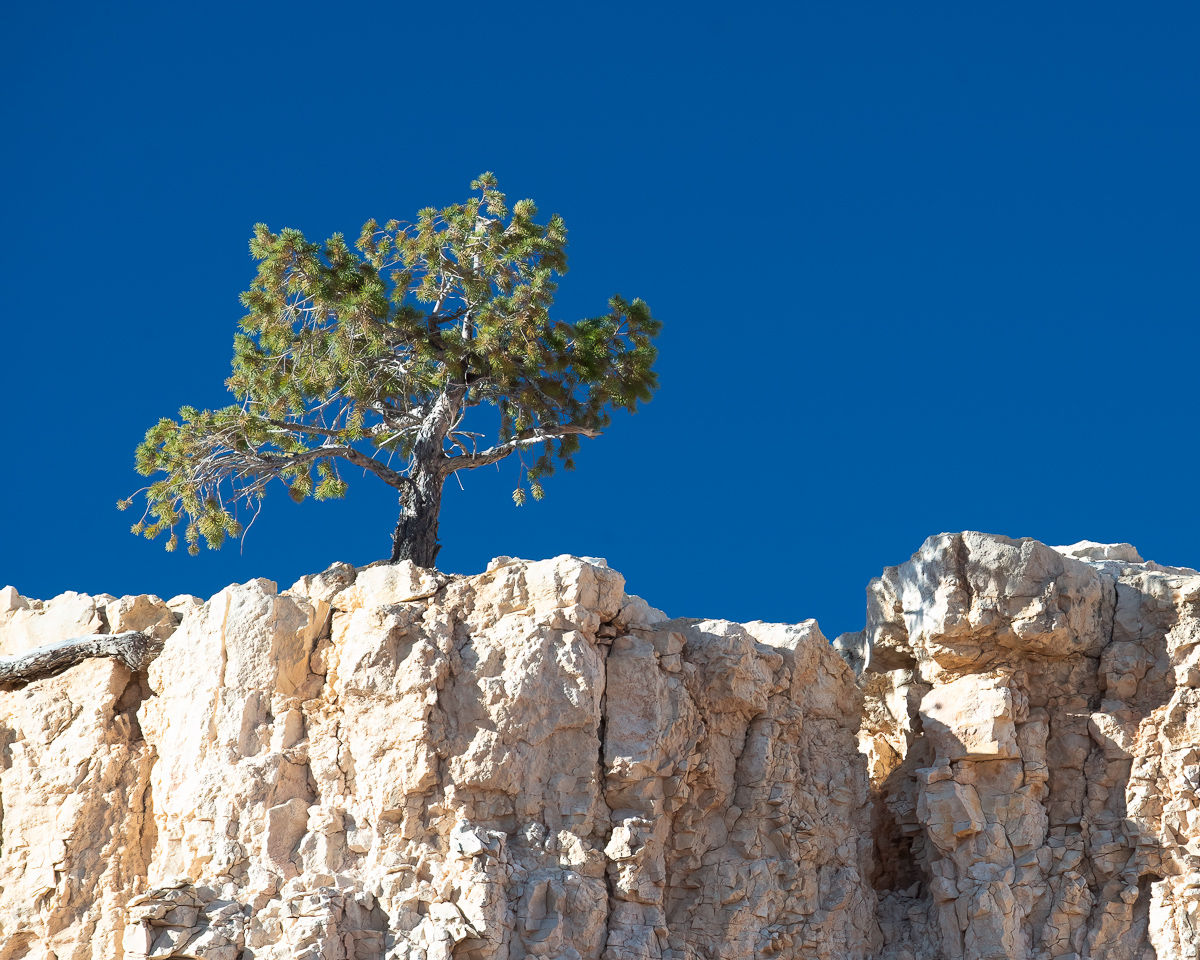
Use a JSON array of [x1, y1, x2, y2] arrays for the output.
[[4, 533, 1199, 959], [0, 555, 872, 959], [846, 532, 1200, 960]]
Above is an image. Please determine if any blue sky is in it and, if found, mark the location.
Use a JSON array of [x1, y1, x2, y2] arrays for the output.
[[2, 3, 1197, 640]]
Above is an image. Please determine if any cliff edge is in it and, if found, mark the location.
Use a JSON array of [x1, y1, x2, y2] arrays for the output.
[[0, 555, 871, 960], [1, 532, 1198, 960], [844, 532, 1200, 960]]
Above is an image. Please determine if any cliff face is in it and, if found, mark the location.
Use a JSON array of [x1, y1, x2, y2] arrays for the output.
[[0, 555, 872, 960], [840, 533, 1200, 960], [0, 533, 1197, 960]]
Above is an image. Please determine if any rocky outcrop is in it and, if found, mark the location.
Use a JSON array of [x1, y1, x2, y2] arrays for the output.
[[847, 532, 1200, 960], [4, 533, 1200, 960], [0, 556, 873, 960]]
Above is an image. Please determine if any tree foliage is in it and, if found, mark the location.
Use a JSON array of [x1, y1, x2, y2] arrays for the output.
[[121, 174, 660, 564]]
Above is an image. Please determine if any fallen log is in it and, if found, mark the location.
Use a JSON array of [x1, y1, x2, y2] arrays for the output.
[[0, 631, 164, 685]]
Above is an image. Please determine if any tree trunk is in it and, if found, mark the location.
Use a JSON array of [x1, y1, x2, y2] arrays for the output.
[[389, 385, 463, 568], [391, 470, 444, 567], [0, 631, 163, 686]]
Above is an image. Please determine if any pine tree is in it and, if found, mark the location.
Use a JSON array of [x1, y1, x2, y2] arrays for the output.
[[120, 174, 660, 567]]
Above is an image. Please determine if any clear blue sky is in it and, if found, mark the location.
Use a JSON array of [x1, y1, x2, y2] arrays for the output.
[[3, 3, 1197, 640]]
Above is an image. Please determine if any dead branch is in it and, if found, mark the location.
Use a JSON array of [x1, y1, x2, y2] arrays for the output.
[[0, 631, 164, 685]]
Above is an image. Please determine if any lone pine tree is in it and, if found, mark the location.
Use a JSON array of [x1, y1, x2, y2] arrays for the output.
[[121, 175, 659, 567]]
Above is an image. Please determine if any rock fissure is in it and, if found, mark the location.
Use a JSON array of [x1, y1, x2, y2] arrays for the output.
[[2, 536, 1200, 958]]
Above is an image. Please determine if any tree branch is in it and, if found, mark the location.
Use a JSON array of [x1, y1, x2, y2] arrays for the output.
[[441, 424, 600, 474], [253, 444, 413, 490], [264, 418, 363, 439], [0, 631, 163, 685]]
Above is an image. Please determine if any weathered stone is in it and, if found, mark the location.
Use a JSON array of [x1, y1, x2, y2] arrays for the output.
[[860, 531, 1200, 960], [920, 674, 1018, 762], [0, 554, 874, 959], [0, 588, 105, 655], [5, 533, 1200, 960]]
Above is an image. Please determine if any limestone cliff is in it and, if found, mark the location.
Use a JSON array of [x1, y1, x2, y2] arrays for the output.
[[0, 533, 1197, 960], [841, 533, 1200, 960], [0, 556, 872, 960]]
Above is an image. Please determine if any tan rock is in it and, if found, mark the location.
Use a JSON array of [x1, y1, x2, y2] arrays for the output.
[[0, 655, 152, 957], [327, 558, 446, 610], [7, 532, 1200, 960], [920, 673, 1019, 762], [0, 584, 27, 613], [0, 589, 105, 655], [860, 531, 1200, 960], [0, 555, 879, 959], [102, 593, 178, 640]]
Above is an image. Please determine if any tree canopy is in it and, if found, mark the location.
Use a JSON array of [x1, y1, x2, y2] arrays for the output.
[[121, 174, 660, 566]]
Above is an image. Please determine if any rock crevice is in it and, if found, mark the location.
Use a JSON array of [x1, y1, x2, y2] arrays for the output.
[[2, 533, 1199, 960], [852, 532, 1200, 960], [0, 556, 871, 960]]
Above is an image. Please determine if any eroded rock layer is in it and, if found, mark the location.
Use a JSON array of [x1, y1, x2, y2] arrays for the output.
[[5, 533, 1200, 960], [843, 532, 1200, 960], [0, 556, 873, 960]]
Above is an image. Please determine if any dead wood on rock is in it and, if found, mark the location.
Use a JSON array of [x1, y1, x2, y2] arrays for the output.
[[0, 631, 163, 685]]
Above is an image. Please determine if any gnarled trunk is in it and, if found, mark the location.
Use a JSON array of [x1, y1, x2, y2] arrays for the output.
[[390, 385, 462, 568], [391, 471, 444, 567]]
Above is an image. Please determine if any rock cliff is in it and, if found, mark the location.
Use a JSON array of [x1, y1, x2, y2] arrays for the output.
[[0, 533, 1197, 960], [0, 555, 872, 960], [841, 533, 1200, 960]]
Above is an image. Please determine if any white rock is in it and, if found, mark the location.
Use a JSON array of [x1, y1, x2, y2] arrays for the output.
[[8, 532, 1200, 960], [103, 593, 177, 639], [287, 561, 356, 603], [614, 593, 668, 629], [858, 530, 1200, 960], [920, 673, 1018, 761], [0, 555, 875, 959], [1053, 540, 1144, 563], [330, 559, 444, 609], [0, 584, 28, 613], [166, 594, 204, 618], [0, 589, 104, 655]]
